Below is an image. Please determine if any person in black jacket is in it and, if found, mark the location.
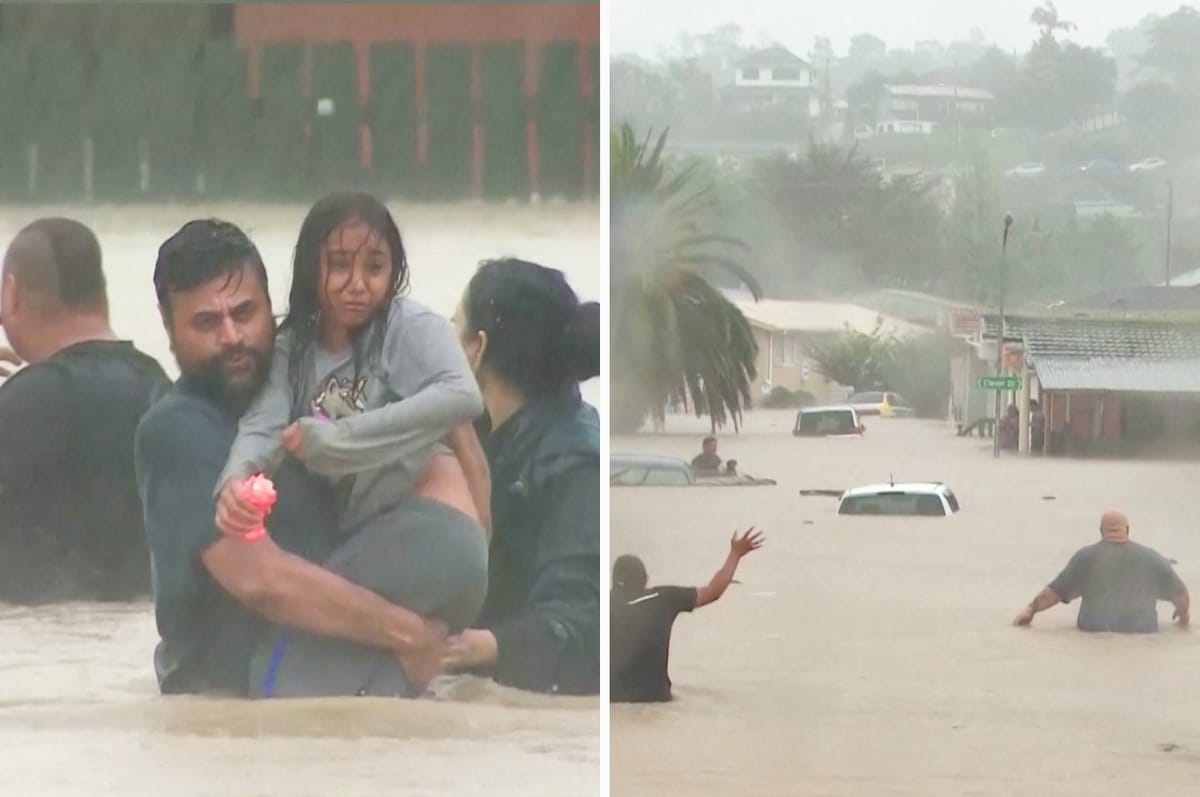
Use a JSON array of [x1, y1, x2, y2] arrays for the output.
[[442, 258, 600, 694]]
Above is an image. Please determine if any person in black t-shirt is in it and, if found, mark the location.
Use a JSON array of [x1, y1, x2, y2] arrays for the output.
[[0, 218, 170, 602], [610, 526, 764, 702]]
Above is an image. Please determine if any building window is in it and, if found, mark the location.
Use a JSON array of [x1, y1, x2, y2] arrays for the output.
[[778, 334, 797, 366], [741, 67, 760, 80], [773, 67, 801, 81]]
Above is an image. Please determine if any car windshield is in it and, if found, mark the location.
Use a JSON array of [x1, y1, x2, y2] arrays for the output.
[[839, 491, 946, 516], [887, 393, 910, 406], [797, 410, 857, 436], [644, 467, 690, 486]]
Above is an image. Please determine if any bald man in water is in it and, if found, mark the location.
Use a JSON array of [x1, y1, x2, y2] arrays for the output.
[[1013, 509, 1189, 633], [0, 218, 169, 601]]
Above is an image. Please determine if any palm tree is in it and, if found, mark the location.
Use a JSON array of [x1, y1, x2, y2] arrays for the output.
[[611, 123, 761, 433], [1030, 1, 1076, 41]]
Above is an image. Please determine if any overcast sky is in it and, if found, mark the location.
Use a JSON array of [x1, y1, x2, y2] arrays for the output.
[[611, 0, 1189, 58]]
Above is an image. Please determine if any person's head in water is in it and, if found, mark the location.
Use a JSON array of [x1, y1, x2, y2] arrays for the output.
[[282, 192, 409, 356], [453, 258, 599, 427], [154, 219, 274, 415], [1, 218, 111, 364], [702, 436, 718, 457], [1099, 509, 1131, 543], [612, 555, 648, 596]]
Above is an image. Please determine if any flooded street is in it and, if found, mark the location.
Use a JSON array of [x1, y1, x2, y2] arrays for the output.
[[612, 410, 1200, 796], [0, 202, 600, 796]]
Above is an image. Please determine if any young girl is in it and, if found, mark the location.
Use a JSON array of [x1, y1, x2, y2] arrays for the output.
[[214, 192, 490, 697]]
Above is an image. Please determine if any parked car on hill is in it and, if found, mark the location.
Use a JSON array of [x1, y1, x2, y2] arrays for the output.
[[1129, 157, 1167, 172], [1005, 162, 1046, 179]]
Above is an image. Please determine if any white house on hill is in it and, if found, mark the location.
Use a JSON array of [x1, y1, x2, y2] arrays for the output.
[[722, 45, 822, 118]]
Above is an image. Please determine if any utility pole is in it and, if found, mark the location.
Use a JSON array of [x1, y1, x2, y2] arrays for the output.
[[1166, 180, 1174, 286], [994, 213, 1014, 459]]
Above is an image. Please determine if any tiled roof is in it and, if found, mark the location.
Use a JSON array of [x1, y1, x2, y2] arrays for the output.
[[979, 314, 1200, 392], [980, 314, 1200, 358], [1034, 357, 1200, 392]]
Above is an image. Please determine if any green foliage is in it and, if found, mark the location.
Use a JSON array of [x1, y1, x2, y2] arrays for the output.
[[611, 123, 762, 433], [761, 386, 816, 409], [808, 326, 951, 418]]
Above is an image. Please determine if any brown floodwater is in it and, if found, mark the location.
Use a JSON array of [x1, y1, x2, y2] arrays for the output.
[[612, 409, 1200, 796], [0, 202, 600, 796]]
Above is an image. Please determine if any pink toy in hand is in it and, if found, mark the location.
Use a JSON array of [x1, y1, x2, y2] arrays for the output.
[[240, 474, 277, 541]]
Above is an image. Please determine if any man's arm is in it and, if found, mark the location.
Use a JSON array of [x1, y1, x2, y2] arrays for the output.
[[200, 534, 439, 651], [1156, 555, 1189, 628], [696, 527, 764, 608], [1012, 586, 1065, 626], [1014, 550, 1085, 627], [1171, 588, 1190, 628], [137, 404, 440, 656]]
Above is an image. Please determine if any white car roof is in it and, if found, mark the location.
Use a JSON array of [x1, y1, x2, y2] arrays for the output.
[[800, 404, 857, 413], [841, 482, 948, 497]]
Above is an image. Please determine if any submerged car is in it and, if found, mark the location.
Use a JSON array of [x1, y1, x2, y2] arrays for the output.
[[610, 453, 775, 487], [1129, 157, 1167, 172], [846, 391, 913, 418], [837, 481, 961, 516], [793, 406, 865, 437], [1005, 162, 1045, 178]]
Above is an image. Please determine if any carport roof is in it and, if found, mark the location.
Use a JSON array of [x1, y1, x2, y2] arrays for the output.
[[1033, 356, 1200, 392]]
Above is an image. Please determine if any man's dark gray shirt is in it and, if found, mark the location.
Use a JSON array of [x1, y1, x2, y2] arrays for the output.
[[135, 380, 338, 695], [1049, 540, 1185, 633]]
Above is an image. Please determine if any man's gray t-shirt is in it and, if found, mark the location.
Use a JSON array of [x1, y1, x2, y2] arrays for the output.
[[1049, 540, 1184, 633]]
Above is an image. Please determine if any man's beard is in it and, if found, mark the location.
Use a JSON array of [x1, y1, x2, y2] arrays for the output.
[[182, 344, 272, 416]]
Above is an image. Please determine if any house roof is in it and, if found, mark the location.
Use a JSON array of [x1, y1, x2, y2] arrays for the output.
[[1033, 356, 1200, 392], [980, 314, 1200, 358], [852, 289, 979, 327], [735, 45, 810, 70], [885, 84, 995, 101], [1160, 266, 1200, 287], [736, 299, 924, 337], [1059, 286, 1200, 313]]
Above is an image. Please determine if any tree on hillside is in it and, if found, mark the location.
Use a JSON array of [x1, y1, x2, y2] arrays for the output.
[[1142, 6, 1200, 92], [845, 70, 888, 124], [1030, 1, 1076, 42], [611, 123, 761, 433], [848, 33, 887, 63], [756, 140, 946, 292]]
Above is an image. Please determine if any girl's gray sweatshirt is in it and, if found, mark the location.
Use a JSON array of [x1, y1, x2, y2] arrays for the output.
[[219, 296, 484, 533]]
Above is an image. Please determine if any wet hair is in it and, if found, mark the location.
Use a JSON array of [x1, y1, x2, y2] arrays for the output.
[[280, 192, 409, 405], [462, 258, 599, 399], [703, 436, 717, 445], [9, 217, 108, 314], [154, 219, 268, 316], [612, 555, 648, 595]]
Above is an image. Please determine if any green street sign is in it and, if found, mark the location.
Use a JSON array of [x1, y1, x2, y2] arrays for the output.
[[979, 375, 1021, 390]]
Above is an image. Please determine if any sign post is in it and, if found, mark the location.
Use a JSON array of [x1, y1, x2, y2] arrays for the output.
[[979, 375, 1021, 391]]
